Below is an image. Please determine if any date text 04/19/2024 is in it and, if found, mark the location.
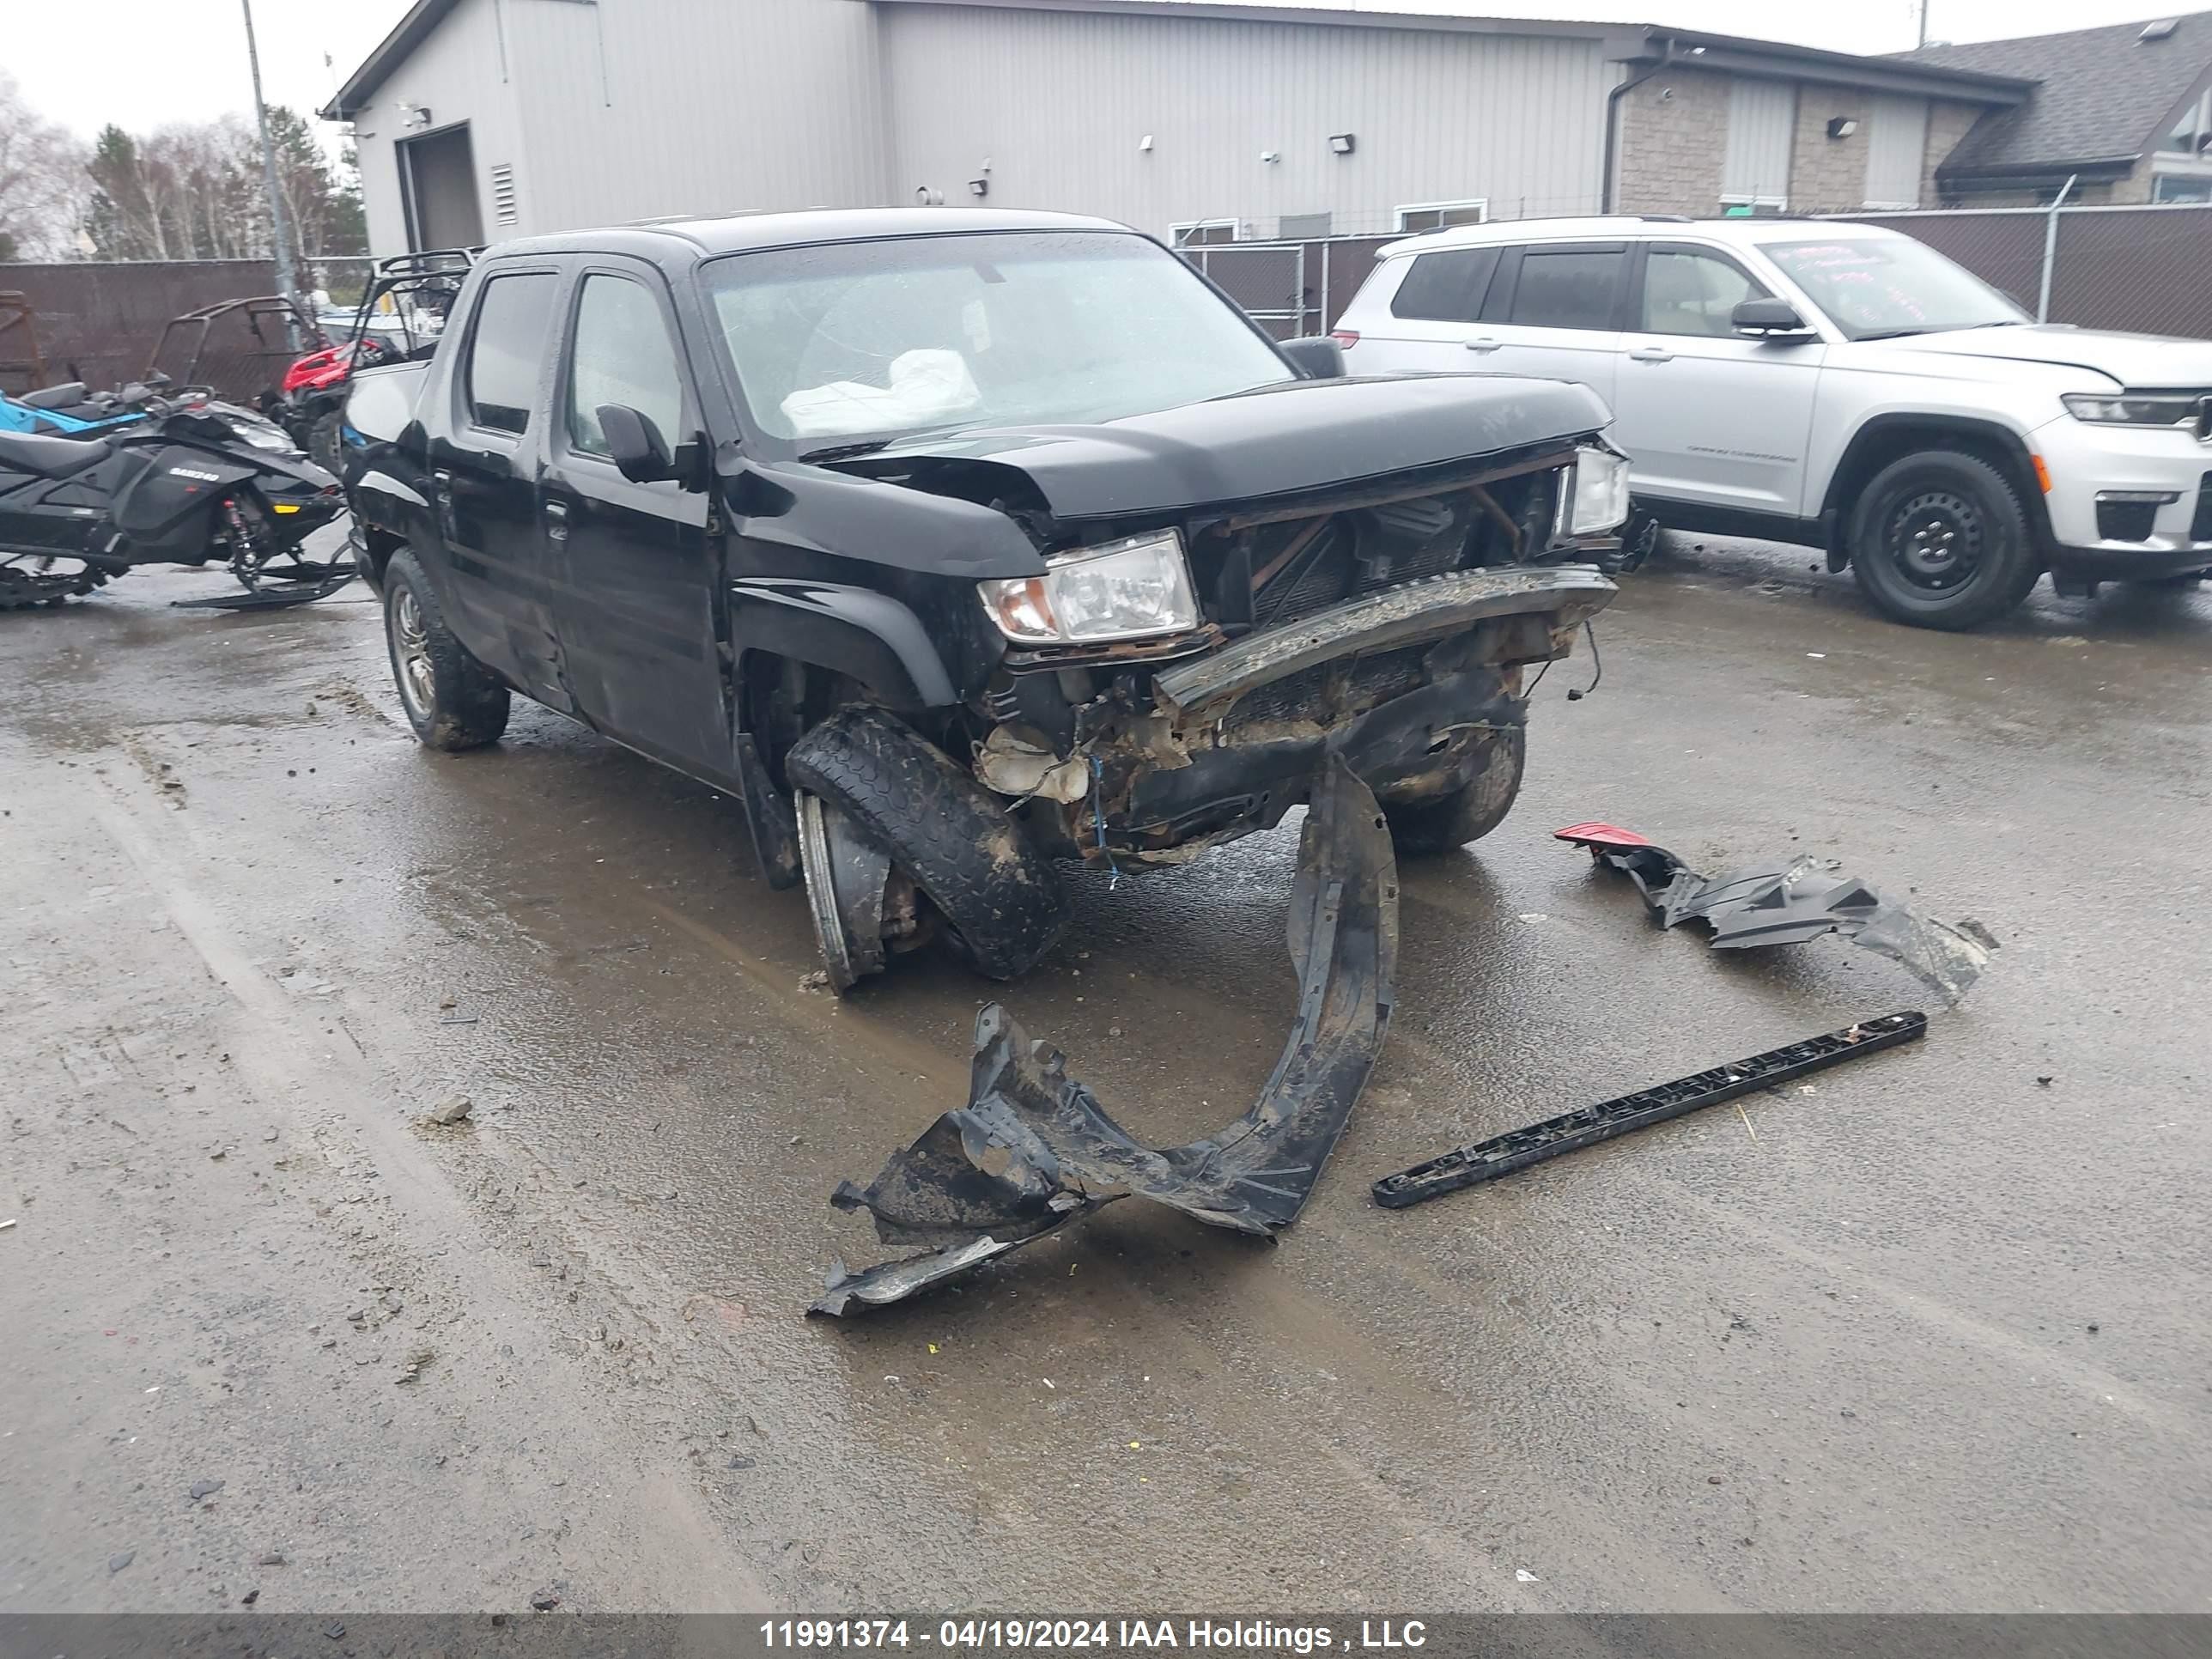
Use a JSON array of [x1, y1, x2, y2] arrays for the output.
[[758, 1621, 1431, 1651]]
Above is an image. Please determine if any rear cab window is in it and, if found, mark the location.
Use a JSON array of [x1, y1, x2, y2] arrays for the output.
[[461, 270, 560, 434]]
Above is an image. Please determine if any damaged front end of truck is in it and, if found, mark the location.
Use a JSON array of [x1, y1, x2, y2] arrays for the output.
[[764, 373, 1628, 994]]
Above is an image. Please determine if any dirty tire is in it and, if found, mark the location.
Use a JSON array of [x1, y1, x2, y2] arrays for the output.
[[307, 408, 343, 477], [1383, 726, 1527, 856], [785, 705, 1071, 981], [1849, 451, 2041, 631], [382, 549, 509, 750]]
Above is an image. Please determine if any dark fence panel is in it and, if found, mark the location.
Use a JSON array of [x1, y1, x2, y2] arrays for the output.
[[1179, 235, 1392, 337], [2048, 207, 2212, 338], [0, 260, 290, 399], [1844, 204, 2212, 338]]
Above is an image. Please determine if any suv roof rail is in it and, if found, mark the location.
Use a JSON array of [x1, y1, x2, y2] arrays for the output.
[[1639, 214, 1695, 222]]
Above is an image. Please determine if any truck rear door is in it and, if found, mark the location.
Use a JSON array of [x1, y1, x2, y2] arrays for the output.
[[434, 263, 570, 708], [536, 260, 725, 781]]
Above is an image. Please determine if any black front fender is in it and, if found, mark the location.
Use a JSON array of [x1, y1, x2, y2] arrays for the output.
[[730, 578, 958, 710]]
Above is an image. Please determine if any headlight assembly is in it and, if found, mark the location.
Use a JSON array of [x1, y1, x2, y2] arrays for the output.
[[2062, 392, 2202, 428], [979, 529, 1199, 645], [1555, 443, 1632, 539]]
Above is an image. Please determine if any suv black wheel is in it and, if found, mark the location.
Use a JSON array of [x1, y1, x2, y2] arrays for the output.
[[785, 704, 1071, 987], [382, 550, 510, 750], [1849, 451, 2042, 630], [1382, 726, 1526, 856]]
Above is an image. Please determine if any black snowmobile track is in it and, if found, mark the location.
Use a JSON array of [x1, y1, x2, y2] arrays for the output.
[[1371, 1012, 1927, 1209]]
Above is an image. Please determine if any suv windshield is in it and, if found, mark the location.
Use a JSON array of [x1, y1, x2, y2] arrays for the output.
[[1763, 237, 2028, 341], [701, 229, 1293, 452]]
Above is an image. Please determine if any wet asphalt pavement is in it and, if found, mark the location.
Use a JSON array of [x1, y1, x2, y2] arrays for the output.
[[3, 536, 2209, 1616]]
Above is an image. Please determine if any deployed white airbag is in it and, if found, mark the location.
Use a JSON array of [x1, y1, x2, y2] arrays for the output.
[[781, 349, 981, 439]]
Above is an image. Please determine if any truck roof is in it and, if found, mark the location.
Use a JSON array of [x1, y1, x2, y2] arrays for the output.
[[481, 207, 1138, 264]]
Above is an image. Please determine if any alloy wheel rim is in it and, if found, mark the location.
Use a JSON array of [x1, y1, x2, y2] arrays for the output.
[[393, 589, 434, 715]]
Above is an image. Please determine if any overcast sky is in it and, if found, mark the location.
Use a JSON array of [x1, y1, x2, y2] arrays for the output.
[[7, 0, 2200, 143]]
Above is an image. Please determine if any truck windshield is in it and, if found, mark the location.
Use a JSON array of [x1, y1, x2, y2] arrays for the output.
[[701, 230, 1294, 451], [1763, 237, 2028, 340]]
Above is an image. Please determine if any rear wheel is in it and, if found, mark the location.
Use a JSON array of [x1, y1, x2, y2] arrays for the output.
[[307, 409, 344, 477], [382, 550, 508, 750], [1382, 726, 1527, 856], [1849, 451, 2042, 630], [785, 704, 1070, 988]]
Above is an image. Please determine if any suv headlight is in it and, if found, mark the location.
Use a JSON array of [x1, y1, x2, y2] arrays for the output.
[[2063, 392, 2201, 427], [980, 529, 1199, 644], [1555, 443, 1632, 539]]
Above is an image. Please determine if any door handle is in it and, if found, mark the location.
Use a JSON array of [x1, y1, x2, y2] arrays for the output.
[[1628, 345, 1674, 363], [1463, 336, 1502, 354], [544, 499, 569, 543]]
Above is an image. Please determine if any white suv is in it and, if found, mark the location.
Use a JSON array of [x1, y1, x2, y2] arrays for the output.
[[1332, 217, 2212, 629]]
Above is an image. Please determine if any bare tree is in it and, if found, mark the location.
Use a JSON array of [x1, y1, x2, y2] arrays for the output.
[[0, 71, 86, 260]]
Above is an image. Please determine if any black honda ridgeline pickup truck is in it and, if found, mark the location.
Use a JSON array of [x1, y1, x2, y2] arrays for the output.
[[342, 209, 1627, 990]]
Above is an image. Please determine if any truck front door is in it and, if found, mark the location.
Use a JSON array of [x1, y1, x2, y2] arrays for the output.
[[538, 262, 726, 781]]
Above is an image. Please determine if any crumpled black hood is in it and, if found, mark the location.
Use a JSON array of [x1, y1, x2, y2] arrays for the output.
[[840, 373, 1612, 520]]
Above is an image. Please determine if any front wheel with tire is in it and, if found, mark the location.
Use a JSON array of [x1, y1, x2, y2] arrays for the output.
[[382, 550, 509, 750], [1848, 451, 2042, 631], [785, 705, 1071, 988], [1382, 726, 1527, 856]]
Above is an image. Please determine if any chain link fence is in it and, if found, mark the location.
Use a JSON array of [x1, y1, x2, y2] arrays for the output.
[[1842, 203, 2212, 338]]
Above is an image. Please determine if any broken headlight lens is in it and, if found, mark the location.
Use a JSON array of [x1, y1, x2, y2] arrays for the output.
[[1557, 444, 1632, 539], [2062, 392, 2203, 428], [979, 529, 1199, 644]]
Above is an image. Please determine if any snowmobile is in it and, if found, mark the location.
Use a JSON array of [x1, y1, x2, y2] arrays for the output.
[[0, 398, 350, 612]]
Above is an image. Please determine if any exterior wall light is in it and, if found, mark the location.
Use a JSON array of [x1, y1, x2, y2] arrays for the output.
[[1828, 117, 1859, 139], [1328, 133, 1356, 155]]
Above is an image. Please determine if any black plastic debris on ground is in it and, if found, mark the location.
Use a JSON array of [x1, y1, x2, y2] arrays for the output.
[[1373, 1011, 1927, 1209], [1553, 821, 1993, 1001], [811, 755, 1399, 1316]]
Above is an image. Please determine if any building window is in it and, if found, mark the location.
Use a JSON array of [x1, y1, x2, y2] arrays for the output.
[[1276, 210, 1334, 240], [1395, 199, 1488, 233], [1718, 196, 1789, 216], [2160, 88, 2212, 155], [2154, 173, 2212, 203], [1170, 220, 1239, 246]]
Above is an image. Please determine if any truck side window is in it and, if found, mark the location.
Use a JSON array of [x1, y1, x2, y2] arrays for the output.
[[463, 272, 558, 435], [1508, 248, 1627, 331], [1641, 249, 1770, 338], [567, 275, 685, 459], [1389, 247, 1501, 324]]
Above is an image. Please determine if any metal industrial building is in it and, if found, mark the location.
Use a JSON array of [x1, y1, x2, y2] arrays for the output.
[[323, 0, 2035, 256]]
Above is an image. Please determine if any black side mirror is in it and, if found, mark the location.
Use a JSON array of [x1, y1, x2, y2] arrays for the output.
[[1732, 298, 1814, 339], [598, 403, 677, 483], [1279, 336, 1346, 379]]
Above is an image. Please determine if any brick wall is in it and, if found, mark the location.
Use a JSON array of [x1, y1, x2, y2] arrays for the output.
[[1613, 66, 1731, 216], [1789, 90, 1871, 212]]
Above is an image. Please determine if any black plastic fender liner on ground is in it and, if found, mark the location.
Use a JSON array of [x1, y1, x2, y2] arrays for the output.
[[1554, 822, 1995, 1003], [810, 753, 1400, 1316], [1371, 1012, 1928, 1210]]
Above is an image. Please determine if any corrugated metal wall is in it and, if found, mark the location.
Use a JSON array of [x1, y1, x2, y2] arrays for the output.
[[1864, 94, 1929, 210], [351, 0, 890, 255], [1723, 78, 1796, 204], [349, 0, 526, 255], [878, 4, 1613, 239], [501, 0, 889, 236]]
